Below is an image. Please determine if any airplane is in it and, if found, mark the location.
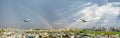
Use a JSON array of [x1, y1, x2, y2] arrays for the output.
[[73, 18, 87, 22], [24, 19, 31, 22]]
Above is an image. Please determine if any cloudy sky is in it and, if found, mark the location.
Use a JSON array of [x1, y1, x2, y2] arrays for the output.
[[0, 0, 120, 29]]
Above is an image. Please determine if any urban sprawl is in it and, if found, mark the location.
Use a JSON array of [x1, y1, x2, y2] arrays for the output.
[[0, 27, 120, 38]]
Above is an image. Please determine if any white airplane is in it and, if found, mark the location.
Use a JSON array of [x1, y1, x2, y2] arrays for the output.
[[24, 19, 31, 22], [73, 18, 87, 22]]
